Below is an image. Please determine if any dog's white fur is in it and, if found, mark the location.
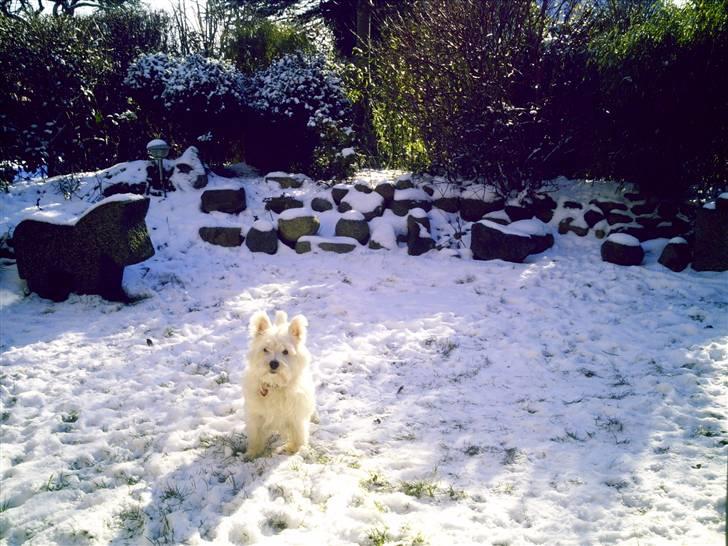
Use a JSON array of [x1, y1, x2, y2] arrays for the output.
[[243, 310, 315, 458]]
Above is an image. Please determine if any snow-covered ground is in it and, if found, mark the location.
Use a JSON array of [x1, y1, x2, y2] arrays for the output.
[[1, 170, 726, 545]]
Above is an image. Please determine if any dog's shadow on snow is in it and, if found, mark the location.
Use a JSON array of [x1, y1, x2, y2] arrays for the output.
[[110, 433, 296, 545]]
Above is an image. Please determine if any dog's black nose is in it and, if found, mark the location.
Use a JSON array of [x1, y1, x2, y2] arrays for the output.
[[269, 360, 279, 370]]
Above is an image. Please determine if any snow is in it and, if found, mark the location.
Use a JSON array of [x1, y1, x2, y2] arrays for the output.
[[340, 147, 356, 158], [478, 219, 531, 238], [0, 170, 726, 546], [298, 235, 359, 247], [146, 139, 169, 149], [393, 188, 430, 201], [340, 210, 365, 221], [251, 220, 273, 232], [607, 233, 641, 247], [340, 191, 383, 214], [508, 218, 552, 237], [278, 207, 315, 221], [409, 207, 428, 219], [369, 219, 397, 250]]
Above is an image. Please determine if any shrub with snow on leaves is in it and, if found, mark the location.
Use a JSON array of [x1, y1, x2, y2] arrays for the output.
[[245, 53, 356, 179]]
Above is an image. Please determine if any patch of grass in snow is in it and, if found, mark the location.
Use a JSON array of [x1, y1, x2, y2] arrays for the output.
[[0, 411, 9, 423], [361, 472, 394, 492], [61, 410, 79, 423], [693, 425, 721, 438], [551, 430, 594, 443], [215, 372, 230, 384], [42, 472, 71, 492], [491, 482, 516, 495], [0, 498, 11, 512], [199, 432, 247, 458], [501, 447, 523, 466], [115, 505, 146, 539], [367, 526, 391, 546], [447, 484, 467, 501], [266, 515, 287, 533], [399, 479, 438, 499]]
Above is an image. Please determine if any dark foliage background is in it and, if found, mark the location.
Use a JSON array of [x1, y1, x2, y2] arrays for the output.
[[0, 0, 725, 196]]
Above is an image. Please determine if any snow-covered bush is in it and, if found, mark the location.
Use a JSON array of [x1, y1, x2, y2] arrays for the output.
[[245, 53, 356, 179], [126, 53, 248, 164]]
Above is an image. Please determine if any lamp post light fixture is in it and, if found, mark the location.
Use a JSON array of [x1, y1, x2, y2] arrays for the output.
[[146, 139, 171, 197]]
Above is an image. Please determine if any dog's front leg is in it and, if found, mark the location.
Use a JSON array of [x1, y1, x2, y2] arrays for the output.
[[282, 418, 309, 454], [244, 414, 266, 459]]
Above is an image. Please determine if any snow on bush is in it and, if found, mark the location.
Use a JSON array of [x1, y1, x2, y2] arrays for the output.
[[246, 53, 347, 129], [245, 53, 356, 179], [125, 53, 247, 163]]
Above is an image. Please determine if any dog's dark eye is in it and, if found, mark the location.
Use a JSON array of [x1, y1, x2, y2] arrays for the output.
[[282, 349, 289, 355], [263, 348, 269, 353]]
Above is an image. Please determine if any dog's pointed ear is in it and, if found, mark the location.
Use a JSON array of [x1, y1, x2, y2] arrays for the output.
[[249, 311, 272, 338], [274, 310, 288, 326], [288, 315, 308, 344]]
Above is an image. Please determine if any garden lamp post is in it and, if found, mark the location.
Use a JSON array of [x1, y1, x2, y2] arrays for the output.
[[146, 139, 170, 197]]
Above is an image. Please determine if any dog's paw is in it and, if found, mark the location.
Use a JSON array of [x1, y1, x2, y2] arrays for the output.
[[243, 449, 261, 462], [278, 443, 303, 455]]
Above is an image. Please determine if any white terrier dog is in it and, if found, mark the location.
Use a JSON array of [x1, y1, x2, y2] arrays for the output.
[[243, 310, 315, 458]]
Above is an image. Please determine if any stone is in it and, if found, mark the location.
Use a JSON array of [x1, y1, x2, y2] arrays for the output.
[[600, 234, 644, 266], [583, 208, 605, 228], [374, 183, 395, 205], [199, 227, 243, 247], [395, 178, 414, 190], [201, 189, 246, 214], [311, 197, 334, 212], [471, 220, 547, 263], [102, 182, 146, 198], [558, 217, 589, 237], [459, 198, 505, 222], [339, 191, 385, 221], [245, 222, 278, 254], [265, 196, 304, 214], [692, 207, 728, 271], [591, 199, 628, 215], [531, 194, 557, 223], [171, 146, 207, 190], [277, 211, 320, 247], [433, 197, 460, 213], [658, 238, 692, 272], [407, 215, 435, 256], [265, 172, 306, 189], [331, 186, 349, 206], [390, 194, 432, 216], [354, 182, 373, 194], [606, 211, 633, 225], [335, 213, 370, 245], [13, 196, 154, 302], [609, 226, 651, 242], [296, 236, 357, 254], [505, 204, 534, 222], [631, 202, 656, 215]]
